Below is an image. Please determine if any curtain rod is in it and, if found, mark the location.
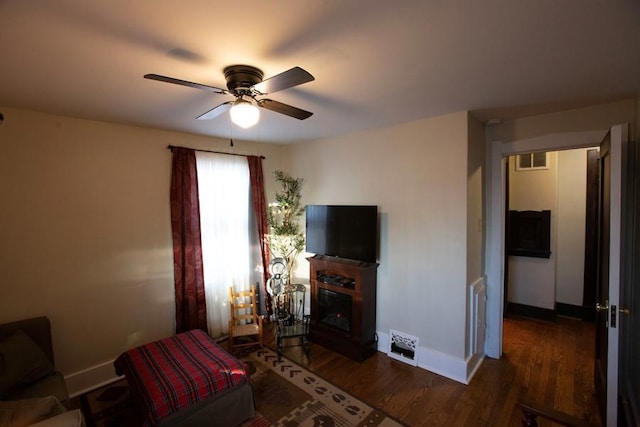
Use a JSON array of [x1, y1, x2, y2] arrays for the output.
[[167, 145, 265, 159]]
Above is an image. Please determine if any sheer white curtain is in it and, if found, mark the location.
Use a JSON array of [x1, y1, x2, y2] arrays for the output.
[[195, 152, 253, 338]]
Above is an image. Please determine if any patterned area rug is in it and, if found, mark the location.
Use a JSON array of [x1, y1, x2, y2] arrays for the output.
[[242, 348, 405, 427], [80, 347, 405, 427]]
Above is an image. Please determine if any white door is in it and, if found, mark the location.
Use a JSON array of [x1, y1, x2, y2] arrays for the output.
[[595, 124, 625, 426]]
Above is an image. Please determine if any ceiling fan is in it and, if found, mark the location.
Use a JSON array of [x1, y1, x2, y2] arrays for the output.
[[144, 65, 314, 128]]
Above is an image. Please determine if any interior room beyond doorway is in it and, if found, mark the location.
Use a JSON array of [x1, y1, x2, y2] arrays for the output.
[[505, 147, 598, 322]]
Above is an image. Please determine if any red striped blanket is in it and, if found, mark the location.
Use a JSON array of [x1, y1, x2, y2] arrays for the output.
[[114, 329, 250, 426]]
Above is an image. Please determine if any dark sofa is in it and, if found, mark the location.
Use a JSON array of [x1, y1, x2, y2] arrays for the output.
[[0, 316, 70, 408]]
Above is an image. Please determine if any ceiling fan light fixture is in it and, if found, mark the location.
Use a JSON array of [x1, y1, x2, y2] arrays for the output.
[[230, 99, 260, 128]]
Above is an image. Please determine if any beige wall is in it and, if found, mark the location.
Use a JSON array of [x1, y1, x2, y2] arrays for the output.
[[556, 148, 590, 305], [288, 112, 471, 363], [0, 107, 287, 387]]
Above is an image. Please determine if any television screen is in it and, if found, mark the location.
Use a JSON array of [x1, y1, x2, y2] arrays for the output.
[[305, 205, 378, 263]]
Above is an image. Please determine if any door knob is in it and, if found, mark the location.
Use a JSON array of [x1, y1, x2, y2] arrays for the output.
[[595, 301, 609, 312], [619, 307, 630, 316]]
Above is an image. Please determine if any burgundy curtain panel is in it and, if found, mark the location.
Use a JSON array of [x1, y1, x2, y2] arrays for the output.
[[247, 156, 272, 314], [170, 147, 208, 334]]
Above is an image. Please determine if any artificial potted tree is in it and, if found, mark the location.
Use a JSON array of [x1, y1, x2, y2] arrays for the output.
[[266, 170, 305, 284]]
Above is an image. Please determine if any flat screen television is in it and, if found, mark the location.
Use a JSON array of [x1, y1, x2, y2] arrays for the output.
[[305, 205, 378, 263]]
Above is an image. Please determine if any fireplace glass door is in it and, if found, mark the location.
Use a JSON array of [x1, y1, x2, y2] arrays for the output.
[[318, 288, 352, 333]]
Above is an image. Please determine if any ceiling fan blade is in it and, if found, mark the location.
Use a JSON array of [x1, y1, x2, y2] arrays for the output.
[[144, 74, 227, 94], [258, 99, 313, 120], [196, 101, 233, 120], [253, 67, 314, 94]]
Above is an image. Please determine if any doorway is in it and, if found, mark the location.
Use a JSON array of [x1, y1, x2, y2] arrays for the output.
[[485, 127, 626, 424], [486, 129, 610, 358], [504, 148, 597, 321]]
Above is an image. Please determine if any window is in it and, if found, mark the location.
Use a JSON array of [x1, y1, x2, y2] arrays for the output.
[[516, 152, 548, 170], [195, 152, 261, 337]]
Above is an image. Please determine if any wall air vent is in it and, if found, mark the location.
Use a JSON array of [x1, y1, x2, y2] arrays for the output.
[[388, 330, 419, 366]]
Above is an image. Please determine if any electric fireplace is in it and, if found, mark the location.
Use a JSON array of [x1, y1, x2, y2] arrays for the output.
[[308, 255, 379, 361]]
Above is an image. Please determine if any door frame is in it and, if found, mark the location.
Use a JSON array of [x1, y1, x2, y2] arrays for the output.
[[486, 129, 608, 357], [485, 126, 626, 425]]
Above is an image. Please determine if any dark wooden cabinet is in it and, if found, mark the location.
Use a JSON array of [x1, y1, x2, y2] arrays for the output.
[[308, 255, 378, 361]]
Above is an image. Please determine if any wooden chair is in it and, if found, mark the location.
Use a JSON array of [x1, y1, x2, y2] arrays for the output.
[[228, 284, 263, 353]]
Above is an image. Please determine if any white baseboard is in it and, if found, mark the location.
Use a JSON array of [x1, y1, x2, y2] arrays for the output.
[[377, 330, 483, 385], [64, 360, 120, 398], [465, 352, 485, 383]]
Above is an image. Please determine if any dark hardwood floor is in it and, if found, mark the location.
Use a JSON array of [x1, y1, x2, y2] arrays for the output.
[[252, 316, 601, 427]]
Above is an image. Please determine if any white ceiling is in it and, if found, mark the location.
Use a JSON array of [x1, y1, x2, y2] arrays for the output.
[[1, 1, 639, 144]]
